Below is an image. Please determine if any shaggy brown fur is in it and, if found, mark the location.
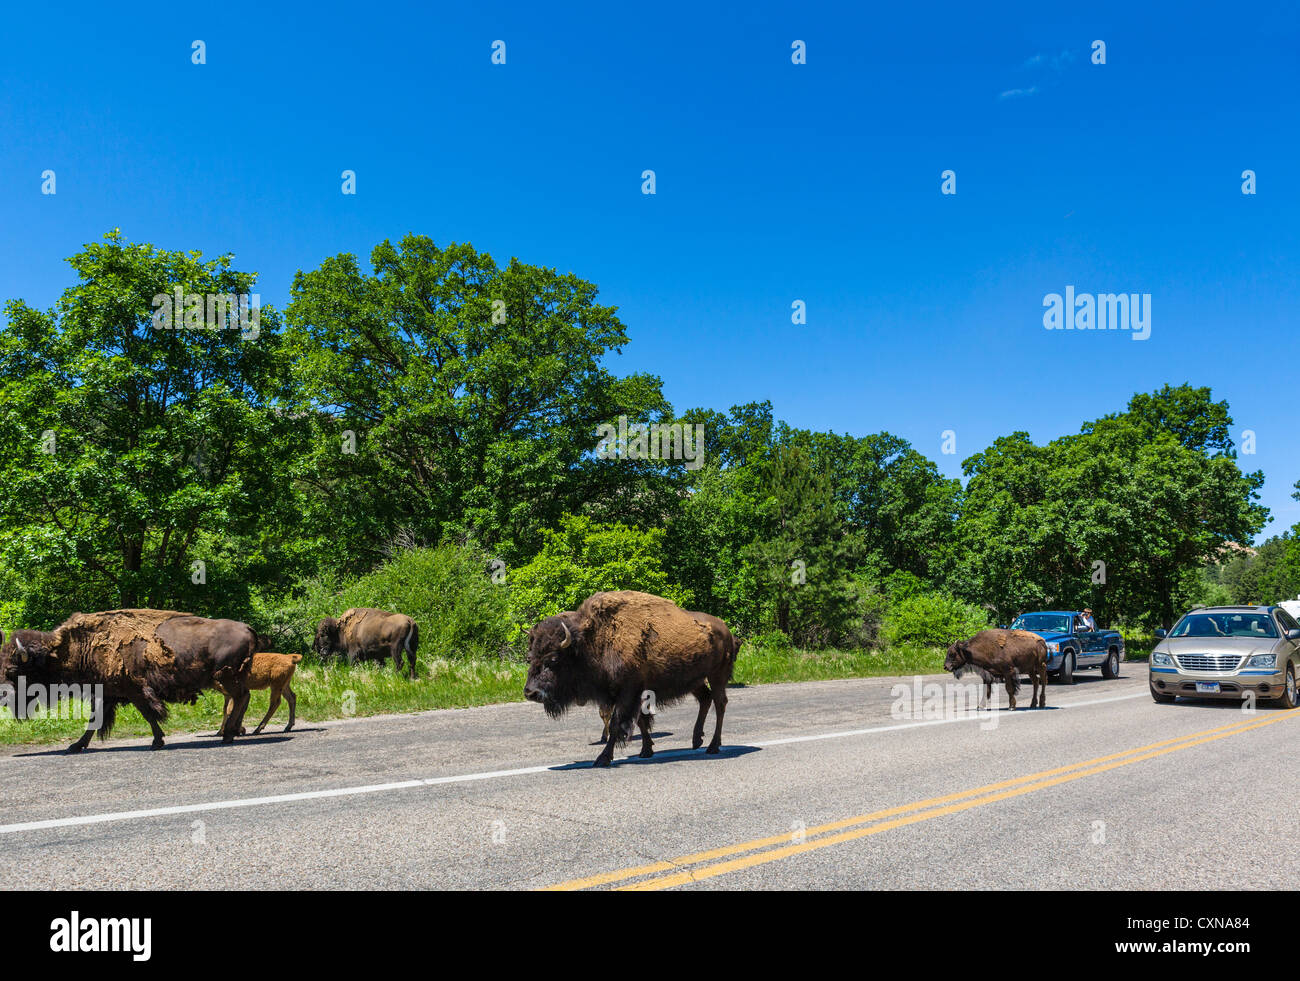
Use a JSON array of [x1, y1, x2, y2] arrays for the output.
[[945, 628, 1048, 710], [214, 652, 301, 735], [313, 607, 419, 679], [525, 592, 741, 767], [0, 609, 256, 753]]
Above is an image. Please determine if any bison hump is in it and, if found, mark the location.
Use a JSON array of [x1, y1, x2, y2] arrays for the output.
[[577, 591, 710, 665]]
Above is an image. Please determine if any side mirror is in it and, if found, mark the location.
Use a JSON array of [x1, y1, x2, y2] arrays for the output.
[[1287, 628, 1300, 641], [997, 624, 1007, 630], [1154, 629, 1167, 639]]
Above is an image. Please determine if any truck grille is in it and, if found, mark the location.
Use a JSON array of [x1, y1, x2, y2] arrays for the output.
[[1175, 653, 1244, 672]]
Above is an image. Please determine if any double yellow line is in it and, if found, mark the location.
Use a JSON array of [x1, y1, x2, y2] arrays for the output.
[[545, 709, 1297, 891]]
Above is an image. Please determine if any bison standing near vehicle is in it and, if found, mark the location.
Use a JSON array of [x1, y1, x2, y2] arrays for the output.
[[524, 591, 741, 767], [0, 609, 256, 753], [313, 608, 420, 679], [944, 628, 1048, 710]]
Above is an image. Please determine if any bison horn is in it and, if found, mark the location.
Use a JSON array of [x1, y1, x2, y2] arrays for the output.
[[14, 636, 26, 662], [559, 621, 572, 649]]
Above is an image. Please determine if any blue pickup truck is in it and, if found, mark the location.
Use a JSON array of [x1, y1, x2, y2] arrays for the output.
[[1006, 611, 1125, 684]]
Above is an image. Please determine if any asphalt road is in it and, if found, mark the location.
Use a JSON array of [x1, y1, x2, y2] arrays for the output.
[[2, 667, 1296, 890]]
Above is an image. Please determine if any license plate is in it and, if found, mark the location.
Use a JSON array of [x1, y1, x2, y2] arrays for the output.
[[1195, 682, 1221, 693]]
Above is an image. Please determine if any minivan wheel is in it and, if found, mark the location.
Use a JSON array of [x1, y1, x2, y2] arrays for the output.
[[1274, 665, 1298, 710], [1101, 648, 1120, 679], [1057, 650, 1075, 685]]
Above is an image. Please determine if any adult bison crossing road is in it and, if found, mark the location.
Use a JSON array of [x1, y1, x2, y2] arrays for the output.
[[2, 670, 1295, 890]]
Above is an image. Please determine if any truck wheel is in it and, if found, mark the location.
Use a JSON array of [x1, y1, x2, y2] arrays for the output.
[[1274, 665, 1298, 710], [1101, 648, 1120, 679], [1057, 650, 1075, 685], [1150, 684, 1176, 704]]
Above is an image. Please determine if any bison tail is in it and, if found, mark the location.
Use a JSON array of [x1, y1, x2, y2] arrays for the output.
[[405, 621, 419, 656], [95, 699, 120, 741]]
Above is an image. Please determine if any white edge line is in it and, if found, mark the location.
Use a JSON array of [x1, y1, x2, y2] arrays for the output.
[[0, 690, 1149, 836]]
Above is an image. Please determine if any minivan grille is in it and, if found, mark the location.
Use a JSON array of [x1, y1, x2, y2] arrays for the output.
[[1175, 653, 1245, 672]]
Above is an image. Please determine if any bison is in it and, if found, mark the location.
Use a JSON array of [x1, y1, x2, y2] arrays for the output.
[[214, 651, 301, 736], [944, 628, 1048, 710], [524, 591, 741, 767], [313, 608, 419, 679], [0, 609, 256, 752]]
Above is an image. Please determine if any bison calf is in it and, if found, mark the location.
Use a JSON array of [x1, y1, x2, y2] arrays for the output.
[[214, 652, 301, 735], [524, 592, 741, 767], [944, 628, 1047, 710]]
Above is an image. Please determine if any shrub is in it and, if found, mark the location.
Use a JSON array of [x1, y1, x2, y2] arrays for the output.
[[883, 591, 990, 649], [746, 629, 793, 654], [507, 514, 693, 629], [255, 542, 514, 661]]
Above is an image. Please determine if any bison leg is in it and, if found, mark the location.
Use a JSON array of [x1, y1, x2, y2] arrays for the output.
[[221, 685, 252, 743], [132, 698, 167, 750], [593, 691, 640, 767], [68, 694, 117, 753], [706, 673, 728, 754], [691, 683, 712, 749], [213, 680, 232, 737], [1005, 675, 1017, 711], [598, 706, 611, 743], [284, 685, 296, 732], [1035, 662, 1048, 708], [636, 712, 655, 759], [252, 688, 282, 736], [399, 640, 416, 680]]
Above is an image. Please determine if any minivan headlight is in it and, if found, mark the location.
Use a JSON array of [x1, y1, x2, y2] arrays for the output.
[[1152, 651, 1172, 666], [1246, 653, 1278, 668]]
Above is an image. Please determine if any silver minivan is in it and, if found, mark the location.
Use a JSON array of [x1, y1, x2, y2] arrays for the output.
[[1149, 605, 1300, 707]]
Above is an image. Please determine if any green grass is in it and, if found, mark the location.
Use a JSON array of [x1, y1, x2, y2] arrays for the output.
[[0, 646, 948, 746]]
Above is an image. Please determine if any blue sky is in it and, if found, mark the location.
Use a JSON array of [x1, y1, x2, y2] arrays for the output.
[[2, 1, 1298, 537]]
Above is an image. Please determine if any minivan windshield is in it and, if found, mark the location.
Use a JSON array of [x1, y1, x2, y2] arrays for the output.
[[1010, 614, 1071, 633], [1170, 612, 1278, 639]]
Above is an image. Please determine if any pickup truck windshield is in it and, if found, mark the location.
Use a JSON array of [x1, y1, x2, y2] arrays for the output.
[[1011, 614, 1071, 632], [1170, 613, 1278, 639]]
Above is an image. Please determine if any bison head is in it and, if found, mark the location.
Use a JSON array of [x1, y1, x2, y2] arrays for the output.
[[944, 640, 970, 674], [0, 631, 58, 684], [523, 613, 584, 718], [313, 618, 341, 659]]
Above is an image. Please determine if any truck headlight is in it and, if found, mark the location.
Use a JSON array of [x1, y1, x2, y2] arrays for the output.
[[1045, 642, 1059, 652], [1246, 653, 1278, 668], [1152, 651, 1172, 666]]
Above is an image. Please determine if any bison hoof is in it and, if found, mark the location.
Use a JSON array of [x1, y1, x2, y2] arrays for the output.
[[692, 737, 703, 749], [706, 744, 721, 755], [592, 756, 613, 768], [150, 737, 165, 750], [66, 742, 85, 754], [639, 747, 654, 759]]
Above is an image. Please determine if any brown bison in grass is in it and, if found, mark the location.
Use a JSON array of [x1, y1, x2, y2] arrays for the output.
[[313, 608, 419, 679], [524, 591, 741, 767], [944, 628, 1048, 710], [0, 609, 256, 753]]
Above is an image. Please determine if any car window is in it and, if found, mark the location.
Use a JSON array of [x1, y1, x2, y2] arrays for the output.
[[1010, 614, 1071, 632], [1277, 609, 1300, 633], [1170, 612, 1278, 638]]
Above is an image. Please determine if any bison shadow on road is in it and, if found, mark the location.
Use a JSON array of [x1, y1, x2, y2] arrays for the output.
[[550, 744, 760, 770], [10, 733, 297, 757]]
